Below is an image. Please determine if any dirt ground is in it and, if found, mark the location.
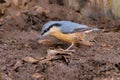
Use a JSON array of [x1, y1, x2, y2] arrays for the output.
[[0, 1, 120, 80]]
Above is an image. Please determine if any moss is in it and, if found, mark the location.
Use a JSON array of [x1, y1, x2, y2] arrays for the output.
[[107, 0, 112, 9], [112, 0, 120, 18]]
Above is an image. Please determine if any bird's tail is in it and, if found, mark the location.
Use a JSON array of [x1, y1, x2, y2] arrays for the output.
[[82, 28, 100, 41]]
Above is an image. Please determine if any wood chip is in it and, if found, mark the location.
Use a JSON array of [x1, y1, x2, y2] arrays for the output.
[[22, 56, 38, 63], [32, 73, 44, 80], [12, 60, 22, 70], [37, 39, 53, 45], [47, 49, 73, 56]]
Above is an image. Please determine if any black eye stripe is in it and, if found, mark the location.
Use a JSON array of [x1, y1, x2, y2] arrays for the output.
[[42, 30, 47, 34], [50, 23, 62, 27], [41, 30, 47, 35], [44, 30, 47, 32], [41, 32, 44, 35], [41, 23, 62, 35]]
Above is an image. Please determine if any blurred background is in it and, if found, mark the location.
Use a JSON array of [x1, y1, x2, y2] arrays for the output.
[[0, 0, 120, 31], [0, 0, 120, 80]]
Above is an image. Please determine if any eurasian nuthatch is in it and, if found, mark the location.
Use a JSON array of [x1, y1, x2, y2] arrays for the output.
[[37, 21, 99, 50]]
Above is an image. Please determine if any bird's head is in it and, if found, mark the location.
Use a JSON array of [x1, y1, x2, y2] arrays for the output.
[[37, 23, 61, 40]]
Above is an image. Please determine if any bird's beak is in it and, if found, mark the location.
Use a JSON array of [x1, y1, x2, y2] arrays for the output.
[[35, 35, 43, 41]]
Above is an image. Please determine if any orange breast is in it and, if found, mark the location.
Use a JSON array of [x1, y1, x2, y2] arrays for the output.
[[50, 31, 83, 44]]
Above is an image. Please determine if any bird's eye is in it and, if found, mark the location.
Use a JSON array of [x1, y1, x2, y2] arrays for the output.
[[44, 29, 47, 32], [44, 28, 50, 32], [46, 28, 50, 31]]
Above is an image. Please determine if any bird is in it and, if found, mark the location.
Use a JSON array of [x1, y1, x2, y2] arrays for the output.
[[37, 21, 99, 50]]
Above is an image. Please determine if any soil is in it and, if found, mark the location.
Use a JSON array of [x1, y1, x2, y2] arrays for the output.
[[0, 1, 120, 80]]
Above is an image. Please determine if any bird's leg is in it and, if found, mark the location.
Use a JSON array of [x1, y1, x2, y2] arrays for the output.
[[55, 42, 75, 53], [66, 43, 74, 51]]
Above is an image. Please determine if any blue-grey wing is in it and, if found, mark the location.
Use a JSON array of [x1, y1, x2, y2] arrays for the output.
[[59, 21, 89, 33]]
